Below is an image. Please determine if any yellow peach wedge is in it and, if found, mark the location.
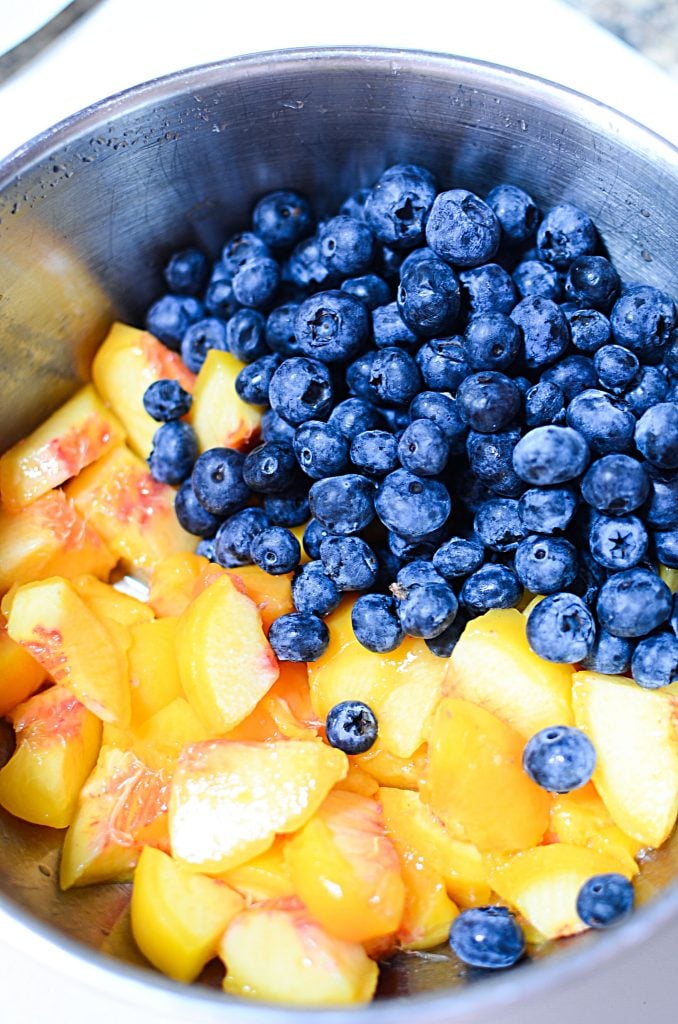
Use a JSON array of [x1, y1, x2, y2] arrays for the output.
[[219, 899, 378, 1007], [0, 685, 101, 828], [190, 348, 262, 453], [396, 856, 459, 951], [128, 616, 183, 725], [219, 837, 296, 903], [6, 576, 130, 726], [132, 697, 210, 771], [572, 670, 678, 848], [224, 565, 294, 633], [445, 608, 574, 738], [0, 385, 125, 511], [355, 741, 428, 791], [285, 790, 406, 943], [550, 784, 641, 877], [176, 573, 279, 734], [169, 739, 347, 874], [147, 551, 212, 617], [424, 697, 551, 852], [131, 846, 244, 983], [72, 574, 154, 628], [92, 322, 195, 459], [0, 617, 45, 716], [488, 843, 635, 940]]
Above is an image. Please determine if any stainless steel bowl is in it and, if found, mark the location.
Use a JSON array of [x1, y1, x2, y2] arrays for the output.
[[0, 46, 677, 1023]]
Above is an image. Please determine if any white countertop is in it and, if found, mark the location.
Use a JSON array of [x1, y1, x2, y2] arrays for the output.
[[0, 1, 677, 1021]]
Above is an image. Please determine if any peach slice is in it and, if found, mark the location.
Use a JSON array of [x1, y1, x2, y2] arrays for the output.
[[0, 685, 101, 828], [572, 670, 678, 848], [0, 618, 45, 716], [488, 843, 635, 940], [190, 348, 262, 453], [66, 444, 196, 580], [175, 573, 279, 734], [308, 598, 447, 758], [0, 385, 125, 512], [424, 697, 551, 852], [379, 787, 491, 909], [355, 741, 428, 791], [147, 552, 212, 617], [225, 565, 294, 633], [6, 576, 130, 726], [133, 697, 210, 771], [169, 739, 347, 873], [219, 899, 378, 1006], [92, 322, 195, 459], [550, 783, 641, 877], [220, 837, 296, 902], [285, 790, 406, 943], [72, 574, 154, 628], [397, 856, 459, 951], [128, 617, 183, 725], [0, 489, 115, 593], [60, 744, 171, 889], [444, 608, 574, 738], [131, 846, 244, 983]]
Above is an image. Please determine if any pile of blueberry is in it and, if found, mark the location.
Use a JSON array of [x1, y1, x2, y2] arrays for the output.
[[142, 164, 678, 683]]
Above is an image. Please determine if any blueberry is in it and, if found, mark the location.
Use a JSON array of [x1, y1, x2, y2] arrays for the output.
[[486, 183, 540, 242], [536, 203, 597, 268], [195, 537, 216, 561], [425, 611, 469, 658], [460, 564, 522, 615], [252, 190, 313, 249], [526, 593, 595, 662], [191, 447, 251, 517], [426, 189, 500, 268], [571, 549, 608, 609], [523, 725, 596, 792], [294, 290, 369, 364], [204, 276, 238, 319], [261, 408, 296, 444], [291, 561, 341, 617], [147, 421, 198, 485], [457, 372, 521, 433], [373, 544, 404, 591], [566, 256, 620, 312], [624, 365, 670, 415], [317, 215, 375, 276], [265, 303, 302, 356], [174, 479, 222, 537], [380, 407, 411, 434], [243, 441, 298, 493], [513, 426, 589, 485], [262, 489, 310, 527], [518, 487, 578, 534], [283, 235, 330, 289], [466, 428, 525, 497], [325, 700, 378, 753], [146, 294, 203, 351], [671, 593, 678, 638], [213, 508, 271, 567], [646, 468, 678, 529], [371, 302, 420, 349], [268, 357, 334, 425], [566, 389, 635, 455], [361, 346, 423, 408], [510, 296, 570, 370], [610, 285, 676, 361], [226, 308, 268, 363], [409, 392, 467, 451], [581, 629, 633, 674], [309, 473, 375, 535], [249, 525, 300, 575], [319, 535, 378, 591], [231, 255, 280, 309], [293, 420, 349, 480], [268, 612, 329, 662], [235, 354, 282, 405], [589, 513, 648, 571], [340, 274, 391, 311], [397, 581, 458, 639], [566, 308, 612, 354], [663, 331, 678, 377], [350, 429, 399, 477], [364, 164, 437, 250], [630, 632, 678, 688], [580, 454, 649, 515], [351, 594, 404, 653], [416, 337, 470, 391], [221, 232, 270, 277], [576, 874, 634, 929], [397, 252, 461, 336], [514, 534, 578, 594], [387, 525, 449, 562], [142, 379, 192, 422], [340, 188, 370, 220], [655, 526, 678, 567], [593, 345, 639, 393], [302, 518, 334, 560], [459, 264, 518, 315], [329, 398, 384, 440], [397, 419, 450, 476], [375, 470, 451, 541], [512, 259, 563, 302], [164, 248, 208, 295], [524, 381, 565, 427], [597, 568, 672, 638], [433, 535, 485, 580], [474, 498, 525, 553], [449, 906, 525, 970], [635, 403, 678, 469], [464, 313, 521, 372]]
